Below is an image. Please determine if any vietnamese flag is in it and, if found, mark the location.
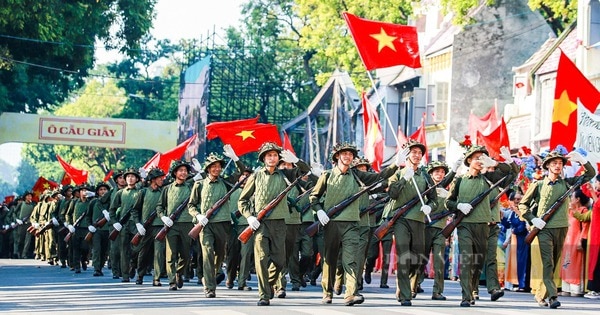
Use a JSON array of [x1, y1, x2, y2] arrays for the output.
[[143, 134, 197, 174], [343, 12, 421, 70], [31, 176, 59, 202], [468, 104, 499, 143], [476, 117, 510, 161], [206, 116, 260, 140], [56, 155, 88, 185], [362, 92, 384, 171], [550, 50, 600, 150], [210, 123, 282, 156], [282, 130, 296, 155]]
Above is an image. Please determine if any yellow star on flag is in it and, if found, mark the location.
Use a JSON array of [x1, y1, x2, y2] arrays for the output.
[[236, 130, 255, 141], [370, 28, 397, 52], [552, 90, 577, 126]]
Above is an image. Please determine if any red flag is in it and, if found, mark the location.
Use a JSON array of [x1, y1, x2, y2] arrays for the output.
[[468, 104, 499, 142], [410, 115, 428, 163], [103, 170, 114, 183], [206, 116, 260, 140], [56, 155, 88, 185], [343, 12, 421, 70], [31, 176, 59, 202], [282, 131, 296, 155], [4, 195, 15, 204], [362, 92, 384, 171], [210, 123, 282, 156], [60, 172, 72, 186], [550, 50, 600, 150], [396, 127, 409, 152], [476, 117, 510, 161], [143, 134, 197, 174]]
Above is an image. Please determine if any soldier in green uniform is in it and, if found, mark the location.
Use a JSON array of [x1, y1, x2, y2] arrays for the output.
[[14, 191, 35, 259], [30, 192, 45, 260], [66, 184, 93, 273], [131, 167, 165, 285], [384, 140, 437, 306], [238, 142, 310, 306], [310, 143, 398, 306], [56, 185, 73, 268], [188, 145, 247, 298], [519, 150, 595, 309], [157, 160, 194, 291], [410, 159, 461, 300], [225, 168, 254, 291], [445, 145, 517, 307], [107, 170, 125, 279], [41, 190, 61, 265], [88, 182, 112, 277], [64, 186, 81, 270]]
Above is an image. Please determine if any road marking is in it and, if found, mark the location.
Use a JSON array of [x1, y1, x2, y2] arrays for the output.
[[191, 311, 246, 315], [290, 308, 353, 315], [385, 308, 452, 315]]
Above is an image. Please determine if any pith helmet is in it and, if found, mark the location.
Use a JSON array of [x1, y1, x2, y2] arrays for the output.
[[331, 142, 359, 163], [169, 160, 192, 178], [61, 185, 73, 194], [427, 161, 449, 174], [123, 167, 141, 182], [112, 169, 124, 181], [463, 145, 489, 166], [77, 183, 93, 192], [203, 153, 226, 172], [542, 150, 567, 170], [258, 142, 282, 162], [95, 182, 111, 192], [352, 157, 371, 169], [146, 167, 165, 181], [402, 139, 427, 155]]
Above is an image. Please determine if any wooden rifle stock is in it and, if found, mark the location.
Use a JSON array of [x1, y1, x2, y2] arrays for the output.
[[373, 182, 440, 240], [108, 208, 133, 241], [155, 197, 191, 242], [188, 176, 248, 240], [525, 177, 584, 244], [131, 211, 157, 246], [306, 179, 384, 238], [238, 174, 306, 244], [35, 222, 55, 237], [441, 175, 507, 238]]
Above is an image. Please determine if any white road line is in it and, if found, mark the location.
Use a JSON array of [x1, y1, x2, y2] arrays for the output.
[[191, 311, 247, 315]]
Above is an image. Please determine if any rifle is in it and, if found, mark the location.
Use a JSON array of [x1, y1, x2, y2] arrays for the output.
[[441, 175, 508, 238], [155, 196, 191, 242], [84, 213, 110, 242], [130, 210, 157, 246], [426, 210, 453, 225], [108, 207, 133, 241], [306, 178, 384, 238], [359, 196, 390, 217], [238, 173, 307, 244], [64, 207, 91, 243], [373, 182, 440, 240], [288, 186, 315, 211], [490, 183, 512, 210], [35, 221, 55, 237], [188, 176, 248, 240], [525, 177, 585, 244]]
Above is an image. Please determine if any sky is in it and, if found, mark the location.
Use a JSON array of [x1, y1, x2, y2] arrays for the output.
[[0, 0, 244, 168]]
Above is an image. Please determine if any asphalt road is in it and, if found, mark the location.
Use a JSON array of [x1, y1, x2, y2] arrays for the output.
[[0, 259, 598, 315]]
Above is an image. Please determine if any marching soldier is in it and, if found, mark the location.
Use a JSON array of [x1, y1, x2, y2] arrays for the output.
[[66, 184, 93, 273], [309, 143, 398, 306], [519, 150, 595, 308], [188, 145, 247, 298], [238, 142, 309, 306], [14, 191, 35, 259], [445, 145, 517, 307], [88, 182, 112, 277], [156, 160, 194, 291], [56, 185, 73, 268]]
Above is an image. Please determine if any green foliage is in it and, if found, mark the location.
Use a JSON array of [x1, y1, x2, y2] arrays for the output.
[[0, 0, 157, 114], [15, 159, 38, 195]]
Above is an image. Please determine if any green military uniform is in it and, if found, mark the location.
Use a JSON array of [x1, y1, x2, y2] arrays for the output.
[[410, 162, 456, 299], [519, 151, 595, 306], [156, 161, 193, 290], [227, 183, 254, 290], [188, 155, 242, 296], [109, 168, 141, 281], [42, 191, 59, 264], [55, 185, 73, 267], [69, 191, 92, 273], [445, 146, 516, 305], [89, 183, 111, 276], [310, 143, 397, 305], [15, 196, 35, 259], [238, 143, 310, 304], [289, 176, 316, 290]]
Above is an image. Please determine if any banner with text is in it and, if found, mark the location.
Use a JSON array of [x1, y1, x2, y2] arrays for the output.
[[576, 104, 600, 172]]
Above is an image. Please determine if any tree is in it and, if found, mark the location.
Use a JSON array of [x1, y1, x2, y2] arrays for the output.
[[0, 0, 157, 114], [15, 159, 38, 195]]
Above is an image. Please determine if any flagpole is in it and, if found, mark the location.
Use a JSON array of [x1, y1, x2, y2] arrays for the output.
[[365, 71, 401, 147]]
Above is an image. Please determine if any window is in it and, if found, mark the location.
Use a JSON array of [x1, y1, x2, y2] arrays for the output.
[[427, 82, 448, 123]]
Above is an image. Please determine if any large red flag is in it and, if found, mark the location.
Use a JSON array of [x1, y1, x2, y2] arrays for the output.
[[550, 50, 600, 150], [343, 12, 421, 70], [143, 134, 197, 174], [282, 131, 296, 155], [56, 155, 88, 185], [211, 123, 282, 156], [362, 92, 384, 171], [60, 172, 72, 186], [206, 116, 260, 140], [31, 176, 59, 202], [476, 117, 510, 161], [468, 104, 499, 142]]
